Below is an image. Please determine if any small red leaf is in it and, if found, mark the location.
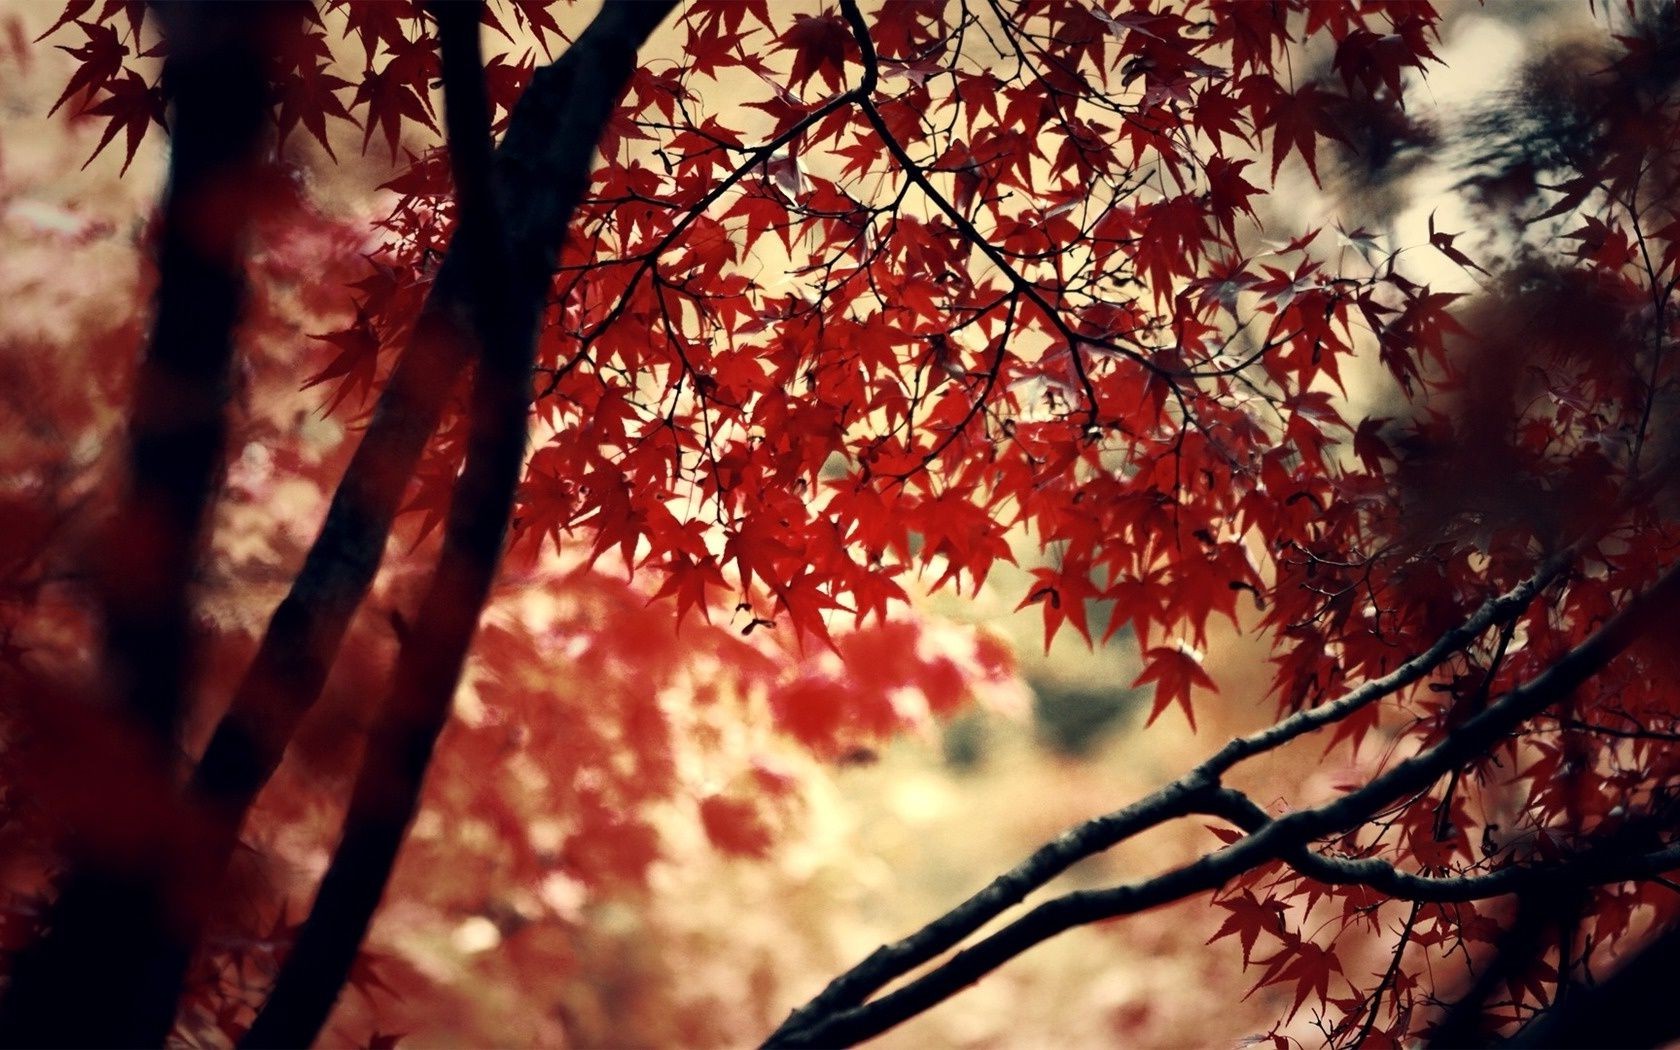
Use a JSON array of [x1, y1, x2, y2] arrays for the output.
[[1133, 645, 1217, 730]]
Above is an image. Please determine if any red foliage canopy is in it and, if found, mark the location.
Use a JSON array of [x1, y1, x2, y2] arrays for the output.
[[5, 0, 1680, 1046]]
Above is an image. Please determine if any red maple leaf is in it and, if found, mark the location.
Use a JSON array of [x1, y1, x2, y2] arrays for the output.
[[49, 20, 126, 116], [80, 69, 163, 174], [780, 11, 851, 94], [1208, 890, 1285, 966], [1261, 82, 1346, 183], [1133, 645, 1217, 729]]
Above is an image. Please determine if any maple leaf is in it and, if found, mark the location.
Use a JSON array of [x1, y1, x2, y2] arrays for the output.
[[687, 0, 771, 45], [1133, 645, 1217, 729], [505, 0, 568, 58], [33, 0, 94, 43], [1194, 87, 1251, 152], [1204, 156, 1262, 242], [651, 552, 728, 627], [274, 50, 358, 159], [1427, 211, 1489, 276], [1016, 564, 1101, 649], [1209, 890, 1285, 966], [304, 307, 384, 412], [780, 11, 851, 94], [1564, 214, 1635, 270], [698, 794, 773, 857], [1134, 194, 1211, 301], [1261, 83, 1346, 184], [339, 0, 414, 65], [1248, 940, 1344, 1021], [353, 35, 439, 160], [771, 570, 845, 650], [80, 69, 163, 174], [1209, 0, 1291, 75], [483, 50, 534, 131], [49, 20, 126, 116], [1352, 416, 1391, 475], [1332, 20, 1439, 99]]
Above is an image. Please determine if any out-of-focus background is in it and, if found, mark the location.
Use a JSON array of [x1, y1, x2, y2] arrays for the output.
[[0, 2, 1580, 1046]]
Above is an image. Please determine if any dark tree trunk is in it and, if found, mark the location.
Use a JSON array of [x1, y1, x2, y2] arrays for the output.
[[0, 3, 275, 1045]]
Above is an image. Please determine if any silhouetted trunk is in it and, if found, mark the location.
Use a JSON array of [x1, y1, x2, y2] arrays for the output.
[[239, 2, 678, 1045], [0, 3, 274, 1045], [1504, 916, 1680, 1048], [190, 0, 669, 867], [1427, 886, 1584, 1048]]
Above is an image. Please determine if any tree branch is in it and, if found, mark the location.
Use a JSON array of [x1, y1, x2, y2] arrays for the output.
[[239, 3, 678, 1045], [184, 0, 672, 957], [770, 554, 1680, 1046], [767, 552, 1566, 1044], [1348, 899, 1422, 1047], [188, 0, 670, 835], [1206, 788, 1680, 905]]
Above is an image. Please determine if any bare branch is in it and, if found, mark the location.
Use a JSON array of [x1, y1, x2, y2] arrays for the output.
[[1206, 789, 1680, 905], [771, 553, 1680, 1046], [768, 552, 1568, 1044]]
